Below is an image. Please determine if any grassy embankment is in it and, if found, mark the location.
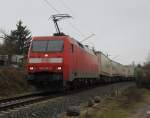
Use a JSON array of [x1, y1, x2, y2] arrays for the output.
[[0, 67, 28, 98], [63, 87, 150, 118], [81, 88, 150, 118]]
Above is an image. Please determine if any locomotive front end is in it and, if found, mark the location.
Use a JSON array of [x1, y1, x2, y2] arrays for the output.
[[27, 36, 66, 90]]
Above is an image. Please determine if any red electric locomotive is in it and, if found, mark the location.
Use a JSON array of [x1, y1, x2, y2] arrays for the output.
[[27, 35, 99, 90], [27, 14, 99, 90]]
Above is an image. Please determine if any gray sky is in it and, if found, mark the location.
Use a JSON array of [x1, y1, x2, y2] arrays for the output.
[[0, 0, 150, 65]]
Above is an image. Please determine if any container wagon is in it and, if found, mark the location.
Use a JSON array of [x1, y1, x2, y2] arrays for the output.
[[95, 51, 112, 83]]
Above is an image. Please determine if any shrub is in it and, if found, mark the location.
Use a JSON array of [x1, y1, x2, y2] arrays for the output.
[[0, 66, 28, 97]]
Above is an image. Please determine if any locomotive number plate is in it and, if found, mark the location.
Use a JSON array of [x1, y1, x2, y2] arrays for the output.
[[41, 58, 49, 62], [39, 67, 49, 70]]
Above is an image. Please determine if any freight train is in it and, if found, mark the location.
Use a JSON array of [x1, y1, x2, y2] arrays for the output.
[[26, 14, 135, 90], [27, 35, 135, 90]]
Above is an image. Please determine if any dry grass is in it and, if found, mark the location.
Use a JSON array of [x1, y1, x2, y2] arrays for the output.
[[0, 67, 28, 97], [118, 88, 144, 108], [61, 88, 150, 118]]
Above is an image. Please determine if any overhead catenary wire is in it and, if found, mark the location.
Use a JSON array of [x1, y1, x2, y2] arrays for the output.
[[42, 0, 86, 38], [68, 22, 85, 37], [43, 0, 60, 13], [81, 34, 95, 42], [56, 0, 76, 16], [55, 0, 85, 37]]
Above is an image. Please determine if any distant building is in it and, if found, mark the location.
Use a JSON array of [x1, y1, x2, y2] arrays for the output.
[[0, 55, 8, 66], [11, 55, 24, 64], [0, 37, 4, 44], [0, 54, 24, 66]]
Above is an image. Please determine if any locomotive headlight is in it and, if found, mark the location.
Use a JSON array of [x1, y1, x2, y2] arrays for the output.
[[57, 67, 62, 70], [29, 67, 34, 70]]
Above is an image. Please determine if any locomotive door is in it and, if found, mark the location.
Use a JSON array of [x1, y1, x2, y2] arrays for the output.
[[70, 44, 77, 80]]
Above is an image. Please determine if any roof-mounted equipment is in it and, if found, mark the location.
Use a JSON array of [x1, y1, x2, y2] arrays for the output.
[[50, 14, 72, 36]]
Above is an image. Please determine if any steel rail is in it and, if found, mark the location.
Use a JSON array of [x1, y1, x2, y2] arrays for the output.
[[0, 92, 53, 112]]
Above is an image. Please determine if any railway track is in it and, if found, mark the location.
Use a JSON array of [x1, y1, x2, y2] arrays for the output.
[[0, 82, 135, 118], [0, 86, 101, 113], [0, 81, 134, 114], [0, 92, 56, 112]]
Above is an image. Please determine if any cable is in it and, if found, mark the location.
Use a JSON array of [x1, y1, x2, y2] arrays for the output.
[[43, 0, 60, 13], [55, 0, 85, 37], [57, 0, 75, 16], [42, 0, 86, 38], [81, 34, 95, 42], [67, 22, 85, 37]]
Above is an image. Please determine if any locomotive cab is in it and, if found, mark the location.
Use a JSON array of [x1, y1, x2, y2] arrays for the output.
[[27, 36, 69, 89]]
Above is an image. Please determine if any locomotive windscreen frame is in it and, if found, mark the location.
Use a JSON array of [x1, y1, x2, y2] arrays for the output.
[[31, 40, 64, 52]]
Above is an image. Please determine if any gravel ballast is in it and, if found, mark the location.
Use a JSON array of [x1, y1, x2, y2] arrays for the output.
[[0, 82, 135, 118]]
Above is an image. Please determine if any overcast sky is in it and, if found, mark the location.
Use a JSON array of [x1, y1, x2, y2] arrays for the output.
[[0, 0, 150, 65]]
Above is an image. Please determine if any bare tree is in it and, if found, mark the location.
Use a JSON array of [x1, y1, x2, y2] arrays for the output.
[[147, 53, 150, 64]]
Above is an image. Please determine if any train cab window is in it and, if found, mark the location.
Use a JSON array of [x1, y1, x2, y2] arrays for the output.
[[47, 40, 64, 52], [32, 40, 47, 52], [32, 40, 64, 52]]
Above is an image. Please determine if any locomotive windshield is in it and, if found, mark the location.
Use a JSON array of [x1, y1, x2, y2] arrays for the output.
[[31, 40, 64, 52]]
